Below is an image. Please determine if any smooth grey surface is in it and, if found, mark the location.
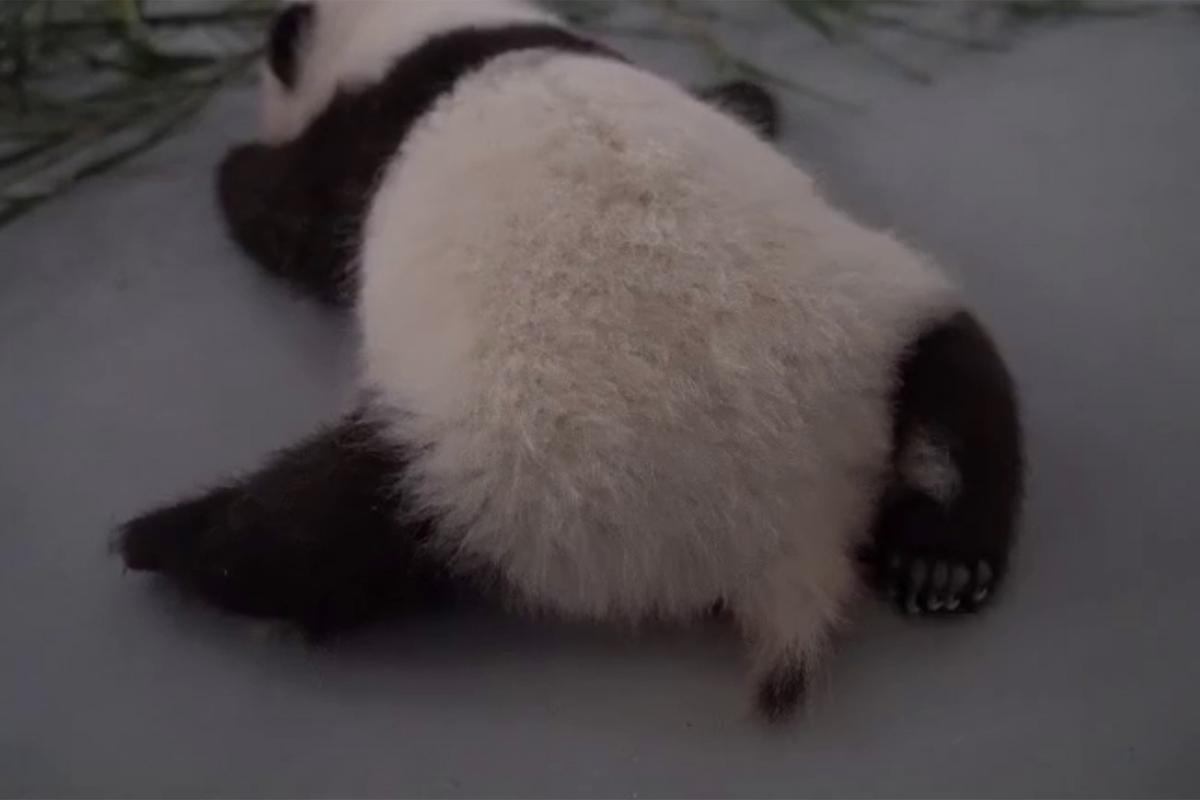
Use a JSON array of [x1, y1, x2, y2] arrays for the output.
[[2, 9, 1198, 798]]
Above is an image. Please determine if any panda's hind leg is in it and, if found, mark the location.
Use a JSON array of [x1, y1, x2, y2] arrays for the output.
[[115, 408, 452, 637], [733, 548, 858, 722], [864, 311, 1023, 616]]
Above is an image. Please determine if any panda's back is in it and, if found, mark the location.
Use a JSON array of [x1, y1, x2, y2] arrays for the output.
[[358, 52, 958, 619]]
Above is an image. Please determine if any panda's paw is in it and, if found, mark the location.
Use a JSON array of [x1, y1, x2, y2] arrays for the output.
[[114, 487, 238, 575], [113, 484, 306, 623], [867, 549, 1000, 616]]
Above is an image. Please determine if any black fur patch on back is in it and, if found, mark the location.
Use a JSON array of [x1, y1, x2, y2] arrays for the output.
[[267, 3, 313, 90], [866, 311, 1024, 614], [116, 410, 454, 637], [219, 24, 621, 305]]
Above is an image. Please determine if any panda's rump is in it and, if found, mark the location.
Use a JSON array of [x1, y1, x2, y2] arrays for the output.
[[358, 54, 957, 620]]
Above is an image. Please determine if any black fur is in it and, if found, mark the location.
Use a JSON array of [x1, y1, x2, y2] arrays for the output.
[[266, 3, 314, 90], [218, 24, 621, 306], [116, 411, 452, 637], [756, 658, 807, 723], [698, 79, 780, 140], [864, 311, 1023, 615], [217, 141, 352, 304]]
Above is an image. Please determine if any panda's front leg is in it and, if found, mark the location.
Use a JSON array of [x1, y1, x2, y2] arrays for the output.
[[115, 409, 454, 637], [216, 142, 356, 307]]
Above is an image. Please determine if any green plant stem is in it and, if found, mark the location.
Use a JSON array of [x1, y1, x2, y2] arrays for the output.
[[0, 49, 257, 225], [859, 10, 1005, 52], [17, 5, 272, 34]]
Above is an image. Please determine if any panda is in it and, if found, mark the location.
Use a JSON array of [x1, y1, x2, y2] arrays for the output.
[[117, 0, 1023, 721]]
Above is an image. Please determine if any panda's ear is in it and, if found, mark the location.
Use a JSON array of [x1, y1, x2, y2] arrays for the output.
[[267, 2, 314, 90]]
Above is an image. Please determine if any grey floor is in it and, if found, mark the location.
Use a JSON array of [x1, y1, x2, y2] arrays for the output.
[[2, 7, 1198, 798]]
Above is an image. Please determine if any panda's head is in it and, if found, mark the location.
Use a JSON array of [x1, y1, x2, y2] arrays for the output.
[[258, 0, 555, 143]]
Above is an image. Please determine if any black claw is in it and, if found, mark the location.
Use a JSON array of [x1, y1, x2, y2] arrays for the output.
[[910, 559, 929, 588], [949, 563, 972, 597], [865, 534, 1004, 617], [903, 559, 929, 614], [930, 560, 949, 593], [871, 551, 1003, 616], [926, 560, 949, 610], [965, 560, 992, 605]]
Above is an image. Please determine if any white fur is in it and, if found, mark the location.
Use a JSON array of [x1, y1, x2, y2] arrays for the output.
[[262, 2, 964, 681], [900, 427, 961, 504]]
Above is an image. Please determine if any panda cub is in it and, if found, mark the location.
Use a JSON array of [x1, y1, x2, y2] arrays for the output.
[[117, 0, 1023, 721]]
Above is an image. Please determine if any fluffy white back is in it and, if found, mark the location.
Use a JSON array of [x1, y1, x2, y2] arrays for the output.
[[357, 52, 961, 635], [259, 0, 554, 143]]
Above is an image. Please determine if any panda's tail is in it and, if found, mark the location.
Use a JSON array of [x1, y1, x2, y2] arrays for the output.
[[864, 311, 1024, 615]]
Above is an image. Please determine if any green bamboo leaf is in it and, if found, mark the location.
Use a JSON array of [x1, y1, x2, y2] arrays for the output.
[[777, 0, 839, 40]]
